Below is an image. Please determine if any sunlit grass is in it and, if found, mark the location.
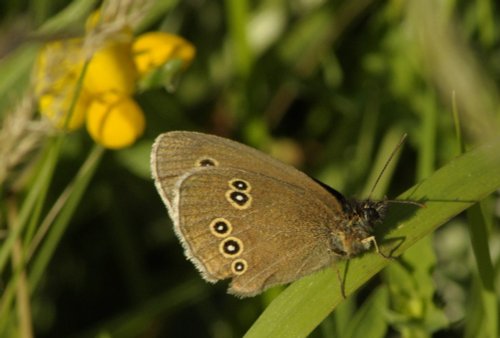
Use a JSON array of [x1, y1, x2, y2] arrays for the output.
[[0, 0, 498, 337]]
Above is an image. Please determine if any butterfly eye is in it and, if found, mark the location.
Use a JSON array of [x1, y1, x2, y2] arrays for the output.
[[362, 207, 379, 221]]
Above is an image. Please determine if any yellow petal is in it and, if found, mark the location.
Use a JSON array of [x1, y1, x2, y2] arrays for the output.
[[35, 39, 88, 131], [133, 32, 195, 76], [39, 88, 89, 131], [85, 10, 102, 31], [84, 40, 138, 95], [35, 38, 85, 97], [86, 92, 145, 149]]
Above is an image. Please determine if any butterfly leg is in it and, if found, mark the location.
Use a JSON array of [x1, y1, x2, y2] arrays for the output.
[[335, 265, 347, 299], [361, 236, 392, 259], [330, 259, 348, 299]]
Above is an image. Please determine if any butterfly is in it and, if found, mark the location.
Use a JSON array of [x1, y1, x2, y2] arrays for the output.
[[151, 131, 392, 297]]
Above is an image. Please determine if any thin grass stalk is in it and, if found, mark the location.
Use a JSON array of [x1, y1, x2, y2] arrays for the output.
[[28, 144, 104, 293]]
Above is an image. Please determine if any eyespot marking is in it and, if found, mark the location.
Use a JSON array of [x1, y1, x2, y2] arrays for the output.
[[209, 218, 232, 238], [225, 190, 252, 209], [219, 237, 244, 258], [231, 259, 247, 275], [229, 178, 250, 191], [196, 157, 219, 167]]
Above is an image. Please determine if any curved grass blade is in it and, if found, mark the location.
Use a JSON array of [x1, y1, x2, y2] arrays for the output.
[[244, 138, 500, 338]]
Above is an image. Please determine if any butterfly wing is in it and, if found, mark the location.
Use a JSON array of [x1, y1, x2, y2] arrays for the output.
[[151, 131, 343, 212], [173, 167, 343, 297]]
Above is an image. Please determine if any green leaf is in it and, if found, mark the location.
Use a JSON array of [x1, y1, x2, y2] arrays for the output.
[[28, 145, 104, 292], [465, 201, 498, 338], [244, 138, 500, 338], [384, 238, 448, 334], [36, 0, 98, 35], [345, 286, 388, 338]]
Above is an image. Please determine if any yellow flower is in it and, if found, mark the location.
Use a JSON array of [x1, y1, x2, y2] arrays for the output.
[[132, 32, 195, 76], [86, 92, 145, 149], [38, 88, 89, 131], [84, 38, 138, 95], [83, 9, 138, 95], [34, 8, 196, 149], [35, 39, 88, 130]]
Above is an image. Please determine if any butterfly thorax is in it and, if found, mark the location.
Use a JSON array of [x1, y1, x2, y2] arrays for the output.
[[329, 199, 387, 258]]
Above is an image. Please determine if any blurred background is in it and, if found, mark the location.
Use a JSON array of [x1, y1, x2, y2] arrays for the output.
[[0, 0, 499, 337]]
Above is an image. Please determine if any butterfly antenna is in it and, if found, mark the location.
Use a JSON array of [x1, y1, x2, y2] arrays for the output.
[[368, 133, 408, 200], [386, 199, 426, 208]]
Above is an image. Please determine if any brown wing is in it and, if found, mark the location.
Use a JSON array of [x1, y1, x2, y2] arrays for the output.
[[174, 168, 344, 297], [150, 131, 343, 213]]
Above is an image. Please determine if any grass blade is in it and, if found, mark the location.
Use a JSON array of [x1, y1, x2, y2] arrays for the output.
[[244, 138, 500, 338]]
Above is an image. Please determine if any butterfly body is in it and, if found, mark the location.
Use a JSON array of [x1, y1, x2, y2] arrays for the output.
[[151, 131, 386, 297]]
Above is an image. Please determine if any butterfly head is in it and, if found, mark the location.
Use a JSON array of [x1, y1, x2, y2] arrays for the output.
[[355, 199, 387, 226], [331, 199, 388, 257]]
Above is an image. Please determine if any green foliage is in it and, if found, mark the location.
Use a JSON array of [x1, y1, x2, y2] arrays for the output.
[[0, 0, 499, 337]]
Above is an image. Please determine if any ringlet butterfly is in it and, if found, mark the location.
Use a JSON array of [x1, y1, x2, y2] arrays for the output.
[[151, 131, 397, 297]]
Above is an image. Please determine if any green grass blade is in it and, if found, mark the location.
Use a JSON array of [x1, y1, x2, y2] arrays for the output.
[[344, 286, 388, 338], [36, 0, 98, 35], [28, 145, 104, 292], [466, 201, 497, 338], [0, 143, 103, 333], [0, 136, 64, 333], [244, 138, 500, 338], [361, 127, 405, 198], [224, 0, 253, 79], [0, 139, 59, 273]]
